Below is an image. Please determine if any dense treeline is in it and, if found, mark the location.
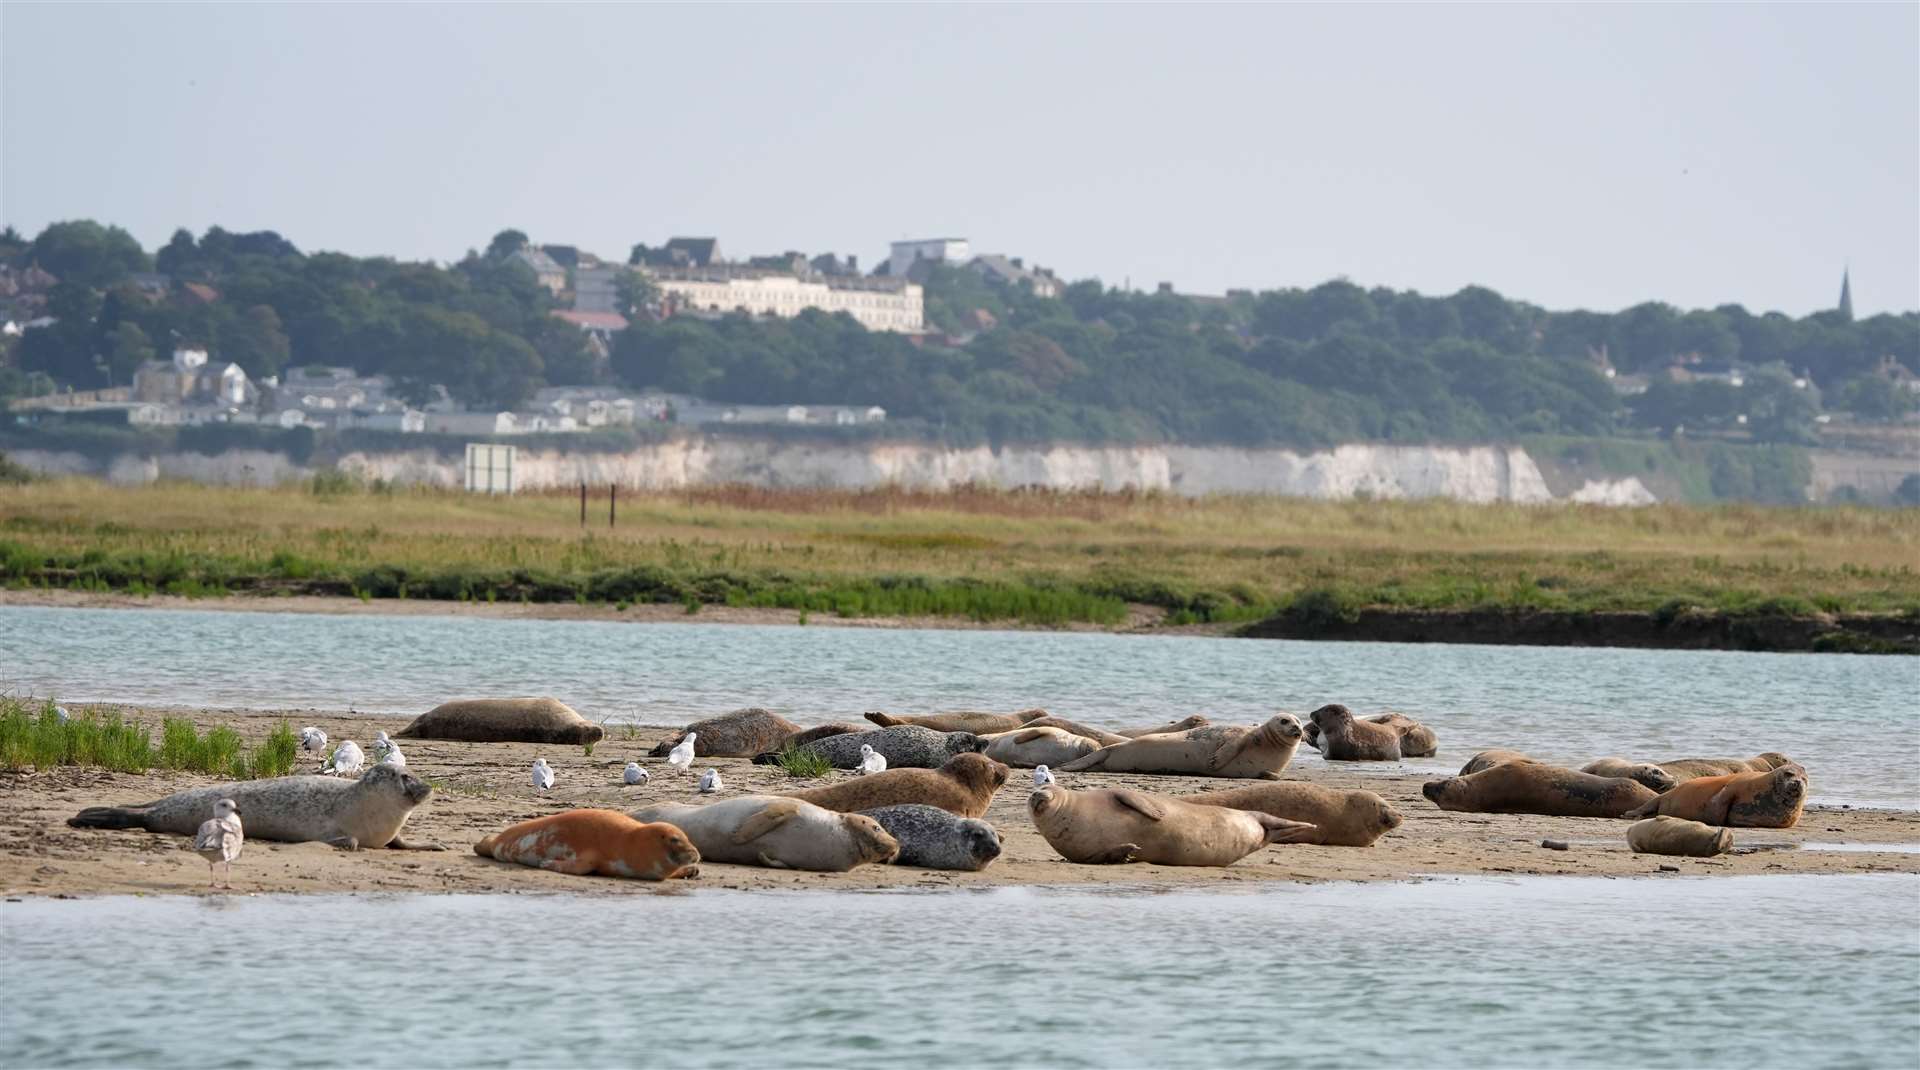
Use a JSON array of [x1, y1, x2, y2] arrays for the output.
[[2, 220, 1915, 449]]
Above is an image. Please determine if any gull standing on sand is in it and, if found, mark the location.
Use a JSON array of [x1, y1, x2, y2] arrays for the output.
[[857, 744, 887, 776], [371, 731, 406, 767], [1032, 765, 1056, 789], [299, 726, 328, 753], [322, 740, 365, 776], [623, 762, 649, 785], [193, 799, 244, 890], [667, 733, 697, 772], [698, 769, 723, 794], [532, 758, 556, 792]]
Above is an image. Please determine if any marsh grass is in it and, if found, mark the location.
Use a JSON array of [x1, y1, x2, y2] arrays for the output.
[[0, 697, 153, 773], [243, 721, 301, 779], [159, 718, 245, 774], [769, 746, 832, 778]]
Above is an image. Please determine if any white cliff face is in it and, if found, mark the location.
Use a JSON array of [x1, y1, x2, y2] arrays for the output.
[[1567, 477, 1659, 506], [9, 439, 1576, 503]]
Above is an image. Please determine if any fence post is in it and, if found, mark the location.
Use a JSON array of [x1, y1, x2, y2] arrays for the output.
[[610, 483, 617, 529], [580, 481, 587, 528]]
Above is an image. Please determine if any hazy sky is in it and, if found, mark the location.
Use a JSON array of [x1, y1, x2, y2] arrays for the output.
[[3, 3, 1915, 316]]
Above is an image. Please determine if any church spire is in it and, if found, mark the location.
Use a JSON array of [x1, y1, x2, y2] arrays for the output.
[[1838, 267, 1854, 321]]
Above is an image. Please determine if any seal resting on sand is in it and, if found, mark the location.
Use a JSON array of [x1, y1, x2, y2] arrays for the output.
[[1308, 704, 1430, 761], [70, 764, 441, 850], [752, 725, 983, 769], [1027, 784, 1318, 866], [857, 804, 1003, 870], [1579, 757, 1679, 793], [864, 710, 1047, 735], [1303, 711, 1435, 757], [1459, 750, 1535, 776], [630, 796, 897, 871], [474, 810, 700, 880], [980, 727, 1105, 768], [782, 722, 870, 749], [1656, 753, 1795, 782], [395, 697, 603, 745], [1019, 717, 1129, 747], [1183, 783, 1403, 847], [1623, 764, 1808, 828], [1056, 715, 1302, 779], [1627, 816, 1734, 857], [1421, 763, 1658, 818], [1116, 715, 1213, 738], [649, 708, 803, 758], [783, 753, 1009, 818]]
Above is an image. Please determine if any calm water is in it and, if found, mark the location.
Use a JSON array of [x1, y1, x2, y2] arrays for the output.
[[2, 605, 1916, 806], [2, 876, 1916, 1069]]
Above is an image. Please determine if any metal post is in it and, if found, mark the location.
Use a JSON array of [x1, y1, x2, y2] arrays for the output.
[[609, 484, 617, 529], [580, 482, 587, 527]]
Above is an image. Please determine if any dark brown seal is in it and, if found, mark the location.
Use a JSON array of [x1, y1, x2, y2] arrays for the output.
[[1421, 762, 1658, 818], [782, 753, 1010, 819]]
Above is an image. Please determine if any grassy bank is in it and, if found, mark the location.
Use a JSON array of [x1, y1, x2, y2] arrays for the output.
[[1, 480, 1917, 643], [0, 696, 301, 776]]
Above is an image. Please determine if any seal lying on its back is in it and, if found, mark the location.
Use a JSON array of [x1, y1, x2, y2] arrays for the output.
[[751, 725, 983, 769], [69, 764, 440, 850], [649, 708, 803, 758], [631, 796, 898, 871], [1421, 763, 1657, 818], [1627, 816, 1734, 857], [783, 753, 1010, 818], [1579, 757, 1679, 793], [396, 697, 603, 745], [1623, 764, 1808, 828], [979, 727, 1105, 768], [1028, 784, 1318, 866], [1056, 715, 1303, 779], [857, 804, 1002, 870], [864, 710, 1047, 735], [1183, 783, 1403, 847], [475, 810, 701, 880]]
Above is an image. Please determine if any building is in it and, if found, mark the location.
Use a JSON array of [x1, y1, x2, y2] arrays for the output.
[[967, 254, 1062, 298], [647, 267, 924, 333], [633, 237, 723, 269], [573, 265, 622, 314], [132, 348, 257, 407], [513, 247, 568, 295], [887, 237, 969, 278], [1838, 268, 1854, 322], [550, 309, 629, 337]]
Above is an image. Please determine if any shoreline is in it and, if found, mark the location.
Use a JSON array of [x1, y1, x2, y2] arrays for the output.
[[4, 707, 1914, 899]]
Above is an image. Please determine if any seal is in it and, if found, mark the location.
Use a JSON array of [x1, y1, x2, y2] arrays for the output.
[[649, 708, 803, 758], [474, 810, 701, 880], [1303, 710, 1437, 757], [782, 722, 870, 749], [1420, 763, 1659, 818], [69, 764, 440, 850], [979, 727, 1106, 768], [1580, 757, 1680, 793], [1027, 784, 1318, 866], [1183, 783, 1403, 847], [1623, 764, 1808, 828], [395, 697, 603, 745], [1116, 715, 1213, 738], [751, 725, 984, 769], [863, 710, 1048, 735], [1460, 750, 1535, 776], [783, 753, 1010, 819], [857, 804, 1003, 871], [1020, 717, 1130, 746], [1055, 714, 1303, 779], [1656, 753, 1795, 782], [1627, 815, 1734, 857], [630, 796, 898, 871], [1308, 704, 1417, 761]]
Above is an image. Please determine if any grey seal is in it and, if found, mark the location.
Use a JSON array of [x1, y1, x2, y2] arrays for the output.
[[396, 697, 603, 745], [649, 707, 803, 758], [69, 764, 440, 850], [857, 804, 1002, 870], [752, 725, 984, 769]]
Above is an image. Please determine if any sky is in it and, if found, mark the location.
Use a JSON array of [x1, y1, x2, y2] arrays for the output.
[[2, 2, 1915, 317]]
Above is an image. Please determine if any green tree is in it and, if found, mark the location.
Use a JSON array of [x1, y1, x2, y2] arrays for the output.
[[220, 305, 293, 379], [486, 229, 530, 259], [103, 322, 156, 387], [27, 220, 150, 287], [1832, 376, 1919, 421]]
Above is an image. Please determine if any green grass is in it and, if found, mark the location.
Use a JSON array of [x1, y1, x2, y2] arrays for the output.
[[242, 721, 301, 779], [768, 745, 832, 778], [158, 717, 245, 774], [0, 697, 153, 773]]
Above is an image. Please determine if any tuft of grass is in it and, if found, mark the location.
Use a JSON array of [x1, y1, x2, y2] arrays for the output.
[[0, 698, 154, 773], [244, 721, 301, 779], [159, 718, 245, 773], [769, 745, 832, 778], [583, 741, 595, 758]]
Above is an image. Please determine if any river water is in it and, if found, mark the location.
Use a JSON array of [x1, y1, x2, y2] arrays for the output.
[[2, 605, 1915, 806]]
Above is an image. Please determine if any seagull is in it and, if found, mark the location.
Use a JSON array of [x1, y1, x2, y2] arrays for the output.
[[299, 726, 328, 753], [193, 798, 244, 890], [371, 731, 405, 767], [322, 740, 365, 776], [532, 758, 555, 792], [698, 768, 722, 794], [666, 733, 697, 771], [623, 762, 649, 785], [1033, 765, 1056, 789], [857, 744, 887, 776], [53, 705, 70, 725]]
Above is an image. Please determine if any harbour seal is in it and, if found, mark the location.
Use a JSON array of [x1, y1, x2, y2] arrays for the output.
[[1623, 764, 1808, 828], [649, 708, 803, 758], [474, 810, 701, 880], [782, 722, 870, 748], [1627, 815, 1734, 857], [1308, 704, 1415, 761], [751, 725, 984, 769], [631, 796, 898, 871], [1656, 753, 1795, 782], [1580, 757, 1680, 793], [1421, 763, 1658, 818], [863, 709, 1047, 735], [1020, 717, 1130, 746], [1027, 784, 1318, 866], [395, 697, 603, 745], [1460, 750, 1536, 776], [1116, 715, 1213, 738], [783, 753, 1009, 818], [1184, 783, 1403, 847], [1055, 714, 1302, 779], [69, 764, 440, 850], [857, 804, 1003, 871], [979, 727, 1106, 768]]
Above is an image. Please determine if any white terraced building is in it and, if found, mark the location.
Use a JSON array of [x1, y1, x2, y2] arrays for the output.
[[648, 268, 924, 333]]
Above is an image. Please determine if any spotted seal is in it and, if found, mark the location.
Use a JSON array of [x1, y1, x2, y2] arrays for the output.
[[751, 725, 984, 769], [649, 708, 803, 758], [69, 764, 440, 850], [857, 804, 1003, 870]]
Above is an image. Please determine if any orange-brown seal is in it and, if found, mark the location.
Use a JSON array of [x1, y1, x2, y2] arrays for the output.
[[1623, 764, 1808, 828], [1627, 816, 1734, 857], [473, 809, 701, 880], [1421, 763, 1658, 818], [864, 710, 1047, 735], [1184, 783, 1402, 847], [783, 753, 1010, 818]]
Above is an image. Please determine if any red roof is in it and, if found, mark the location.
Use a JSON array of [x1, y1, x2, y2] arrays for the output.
[[181, 282, 219, 304], [551, 310, 629, 331]]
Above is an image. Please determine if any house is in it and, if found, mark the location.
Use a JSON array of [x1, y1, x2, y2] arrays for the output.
[[646, 267, 924, 333], [572, 265, 622, 314], [512, 248, 568, 295], [135, 347, 258, 406], [424, 411, 519, 435], [887, 238, 969, 278], [662, 238, 720, 267], [180, 282, 219, 305], [550, 309, 629, 337], [864, 406, 886, 423], [966, 255, 1061, 298]]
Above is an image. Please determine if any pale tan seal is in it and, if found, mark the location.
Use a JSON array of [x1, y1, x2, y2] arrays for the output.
[[1627, 816, 1734, 857], [396, 697, 603, 745], [631, 796, 898, 871], [1623, 764, 1809, 828], [1460, 750, 1536, 776], [1027, 784, 1317, 866], [1580, 757, 1679, 793], [783, 753, 1010, 818], [70, 764, 441, 850], [1657, 753, 1795, 782], [1056, 714, 1302, 779], [1421, 763, 1658, 818], [650, 708, 803, 758], [1117, 715, 1212, 738], [864, 710, 1048, 734], [1020, 717, 1129, 746], [474, 810, 700, 880], [1184, 783, 1403, 847], [979, 727, 1106, 768]]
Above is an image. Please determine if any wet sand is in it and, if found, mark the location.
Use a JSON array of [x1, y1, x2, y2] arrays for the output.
[[3, 707, 1914, 898]]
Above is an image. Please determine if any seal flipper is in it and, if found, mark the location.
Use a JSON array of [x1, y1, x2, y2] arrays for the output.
[[387, 835, 448, 851], [732, 800, 801, 845], [1207, 730, 1257, 773], [1056, 748, 1111, 773], [1090, 843, 1140, 864], [1110, 789, 1168, 821], [1009, 729, 1051, 744], [1252, 813, 1320, 844], [68, 805, 154, 831], [864, 712, 905, 728], [1703, 786, 1738, 827]]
